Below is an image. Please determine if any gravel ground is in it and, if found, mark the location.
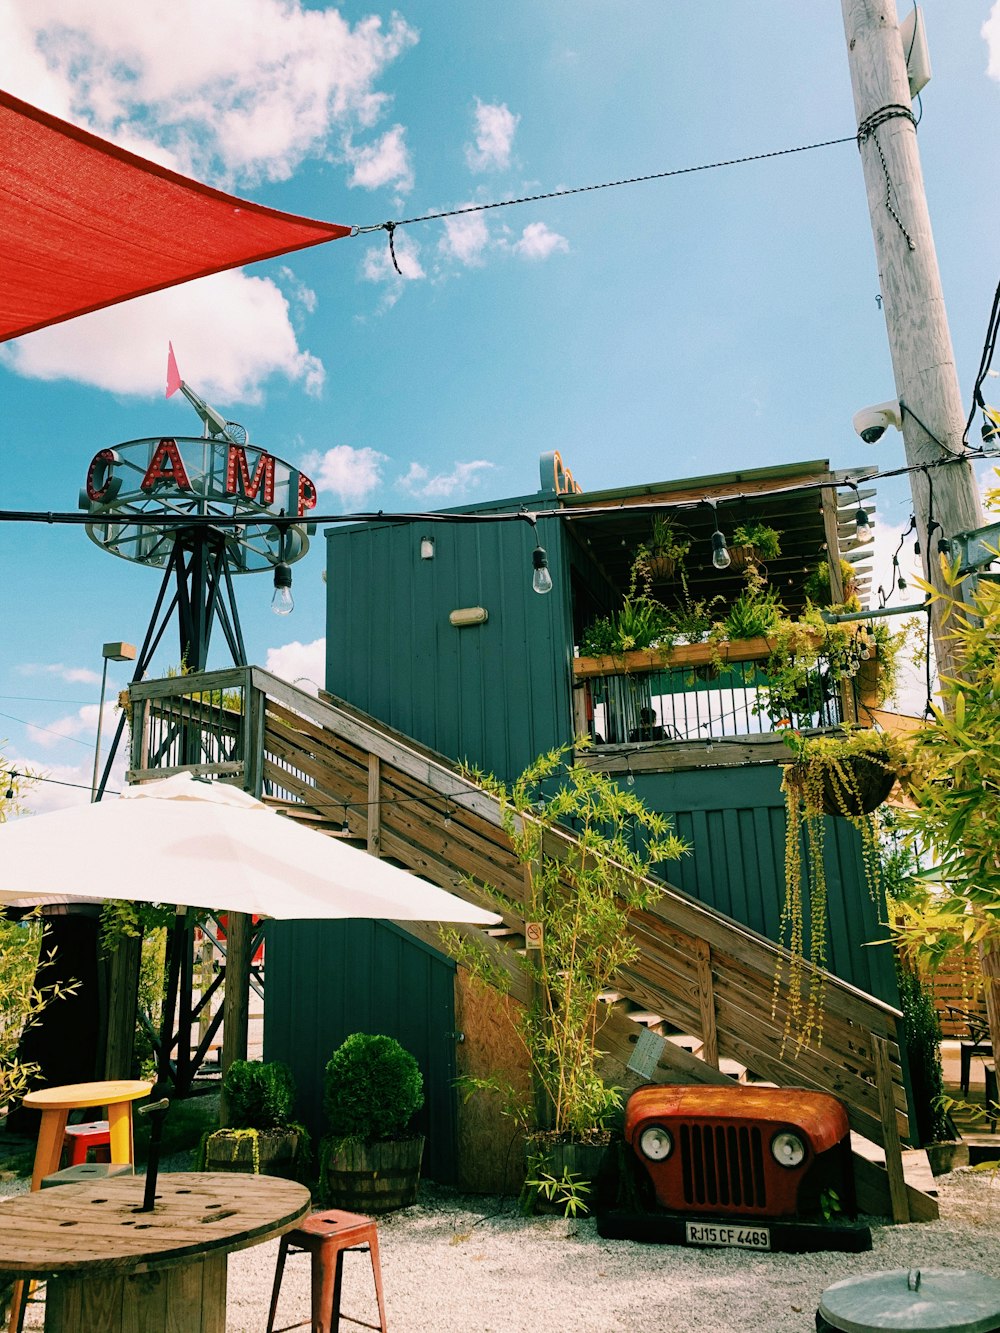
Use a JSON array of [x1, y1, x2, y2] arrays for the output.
[[9, 1163, 1000, 1333]]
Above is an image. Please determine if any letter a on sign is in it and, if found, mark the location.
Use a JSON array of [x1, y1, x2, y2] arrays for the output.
[[141, 439, 191, 492]]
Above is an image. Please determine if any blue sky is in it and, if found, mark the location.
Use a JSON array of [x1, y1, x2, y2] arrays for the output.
[[1, 1, 999, 810]]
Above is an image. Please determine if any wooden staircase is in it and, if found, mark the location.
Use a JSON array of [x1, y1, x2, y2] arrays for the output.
[[127, 666, 933, 1222]]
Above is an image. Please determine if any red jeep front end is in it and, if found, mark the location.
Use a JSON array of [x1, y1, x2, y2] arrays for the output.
[[597, 1083, 871, 1252]]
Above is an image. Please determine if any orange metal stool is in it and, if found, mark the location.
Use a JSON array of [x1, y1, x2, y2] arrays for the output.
[[63, 1119, 111, 1165], [266, 1209, 388, 1333]]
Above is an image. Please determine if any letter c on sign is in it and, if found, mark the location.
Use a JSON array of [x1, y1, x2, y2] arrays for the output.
[[86, 449, 118, 502]]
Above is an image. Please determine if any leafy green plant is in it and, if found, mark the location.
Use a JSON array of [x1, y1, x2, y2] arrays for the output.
[[224, 1058, 297, 1130], [324, 1032, 424, 1143], [523, 1157, 592, 1217], [724, 581, 784, 639], [731, 521, 782, 561], [647, 514, 690, 562], [820, 1187, 843, 1221], [892, 504, 1000, 1061], [579, 548, 673, 656], [895, 961, 951, 1145], [803, 558, 859, 610], [445, 742, 688, 1140], [0, 913, 79, 1108], [579, 616, 617, 657]]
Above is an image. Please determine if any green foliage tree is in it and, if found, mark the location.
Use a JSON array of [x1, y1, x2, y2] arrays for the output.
[[445, 742, 688, 1139], [896, 512, 1000, 1061]]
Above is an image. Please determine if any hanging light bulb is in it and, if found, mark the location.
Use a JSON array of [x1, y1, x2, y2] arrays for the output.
[[271, 562, 294, 615], [855, 505, 871, 537], [711, 529, 731, 571], [532, 545, 553, 595], [937, 535, 952, 556], [4, 773, 14, 800], [341, 807, 350, 835]]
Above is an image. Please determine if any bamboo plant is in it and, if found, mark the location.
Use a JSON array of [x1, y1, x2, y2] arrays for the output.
[[444, 742, 688, 1142]]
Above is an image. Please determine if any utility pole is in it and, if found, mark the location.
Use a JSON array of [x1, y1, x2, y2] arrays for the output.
[[841, 0, 983, 680]]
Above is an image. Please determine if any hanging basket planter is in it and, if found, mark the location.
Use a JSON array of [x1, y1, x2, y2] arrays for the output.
[[818, 754, 897, 817], [646, 552, 678, 582], [729, 544, 765, 572]]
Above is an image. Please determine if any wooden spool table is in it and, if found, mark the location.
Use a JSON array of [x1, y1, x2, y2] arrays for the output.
[[0, 1172, 310, 1333]]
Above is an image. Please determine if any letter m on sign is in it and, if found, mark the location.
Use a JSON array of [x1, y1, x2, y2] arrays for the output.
[[226, 446, 275, 505]]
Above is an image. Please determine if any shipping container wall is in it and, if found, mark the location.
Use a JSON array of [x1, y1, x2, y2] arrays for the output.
[[324, 511, 574, 785], [631, 763, 899, 1007], [264, 919, 459, 1184]]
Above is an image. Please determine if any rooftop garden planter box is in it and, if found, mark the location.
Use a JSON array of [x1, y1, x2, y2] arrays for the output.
[[573, 636, 785, 680]]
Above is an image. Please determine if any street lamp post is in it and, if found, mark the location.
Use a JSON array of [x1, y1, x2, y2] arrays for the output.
[[91, 641, 137, 802]]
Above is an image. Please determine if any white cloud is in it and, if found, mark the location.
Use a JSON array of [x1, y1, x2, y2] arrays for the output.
[[513, 222, 569, 261], [398, 460, 494, 499], [465, 99, 519, 173], [0, 270, 324, 402], [347, 126, 413, 193], [25, 702, 105, 749], [265, 639, 326, 694], [984, 4, 1000, 79], [18, 663, 101, 686], [440, 210, 491, 266], [0, 2, 419, 186], [302, 444, 387, 506]]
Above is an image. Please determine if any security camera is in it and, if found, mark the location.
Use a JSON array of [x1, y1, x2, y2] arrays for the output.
[[852, 400, 902, 444]]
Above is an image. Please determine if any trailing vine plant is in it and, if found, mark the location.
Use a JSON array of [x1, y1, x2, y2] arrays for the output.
[[774, 726, 908, 1052]]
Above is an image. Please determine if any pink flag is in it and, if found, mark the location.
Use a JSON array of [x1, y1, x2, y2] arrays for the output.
[[166, 342, 182, 398]]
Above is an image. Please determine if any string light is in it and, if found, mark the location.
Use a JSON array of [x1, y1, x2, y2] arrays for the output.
[[851, 483, 871, 538], [707, 501, 731, 571], [531, 545, 553, 595]]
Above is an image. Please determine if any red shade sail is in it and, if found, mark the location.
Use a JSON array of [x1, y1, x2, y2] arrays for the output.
[[0, 89, 352, 342]]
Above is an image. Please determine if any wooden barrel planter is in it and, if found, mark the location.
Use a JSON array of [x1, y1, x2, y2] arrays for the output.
[[321, 1135, 425, 1214], [202, 1127, 301, 1179], [819, 756, 897, 817]]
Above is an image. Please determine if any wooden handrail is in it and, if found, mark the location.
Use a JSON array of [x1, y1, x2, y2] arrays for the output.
[[128, 668, 915, 1179]]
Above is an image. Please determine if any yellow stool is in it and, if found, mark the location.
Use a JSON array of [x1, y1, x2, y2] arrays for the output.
[[9, 1079, 151, 1332]]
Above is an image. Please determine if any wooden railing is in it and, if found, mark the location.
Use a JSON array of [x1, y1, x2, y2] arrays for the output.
[[128, 667, 926, 1221]]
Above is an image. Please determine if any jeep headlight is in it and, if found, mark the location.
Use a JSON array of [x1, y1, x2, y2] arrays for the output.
[[639, 1125, 673, 1161], [770, 1130, 806, 1168]]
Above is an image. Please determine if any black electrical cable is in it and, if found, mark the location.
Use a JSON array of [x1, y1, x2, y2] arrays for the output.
[[963, 278, 1000, 448], [900, 401, 966, 459], [4, 448, 999, 533], [352, 134, 857, 246]]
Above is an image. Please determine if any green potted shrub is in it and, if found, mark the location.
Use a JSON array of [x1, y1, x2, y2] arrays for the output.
[[201, 1058, 306, 1178], [319, 1032, 425, 1214], [730, 520, 781, 569], [445, 743, 687, 1215]]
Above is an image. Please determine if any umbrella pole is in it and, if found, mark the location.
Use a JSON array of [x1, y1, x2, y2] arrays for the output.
[[155, 908, 187, 1093]]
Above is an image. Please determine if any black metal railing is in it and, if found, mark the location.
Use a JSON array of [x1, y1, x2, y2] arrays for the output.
[[585, 653, 850, 745]]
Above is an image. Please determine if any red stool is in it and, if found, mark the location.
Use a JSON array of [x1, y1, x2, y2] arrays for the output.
[[267, 1209, 388, 1333], [63, 1120, 111, 1166]]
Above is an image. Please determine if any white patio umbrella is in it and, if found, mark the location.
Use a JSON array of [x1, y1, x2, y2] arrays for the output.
[[0, 771, 498, 925]]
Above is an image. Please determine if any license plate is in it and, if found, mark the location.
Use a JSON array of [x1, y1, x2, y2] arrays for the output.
[[684, 1221, 771, 1250]]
